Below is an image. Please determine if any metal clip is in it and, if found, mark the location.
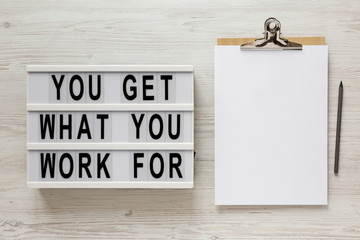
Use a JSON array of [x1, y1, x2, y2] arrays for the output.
[[241, 17, 302, 50]]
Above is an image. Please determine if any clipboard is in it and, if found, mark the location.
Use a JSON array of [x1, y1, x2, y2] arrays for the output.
[[214, 17, 328, 205], [217, 17, 325, 48]]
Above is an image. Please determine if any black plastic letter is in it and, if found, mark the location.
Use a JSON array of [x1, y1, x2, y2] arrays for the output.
[[79, 153, 92, 178], [142, 75, 154, 101], [97, 153, 110, 178], [160, 75, 172, 100], [40, 153, 56, 178], [89, 75, 101, 100], [59, 153, 74, 179], [123, 75, 137, 100], [77, 114, 92, 140], [131, 114, 144, 139], [168, 114, 181, 140], [59, 114, 72, 139], [96, 114, 109, 139], [169, 153, 183, 178], [51, 75, 65, 100], [150, 153, 164, 179], [69, 75, 84, 101], [133, 153, 144, 178], [40, 114, 56, 139]]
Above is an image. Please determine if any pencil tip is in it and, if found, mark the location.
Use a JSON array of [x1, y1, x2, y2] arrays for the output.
[[340, 81, 343, 87]]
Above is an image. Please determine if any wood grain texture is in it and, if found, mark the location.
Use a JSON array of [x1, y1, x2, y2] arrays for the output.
[[1, 0, 360, 239], [217, 37, 326, 45]]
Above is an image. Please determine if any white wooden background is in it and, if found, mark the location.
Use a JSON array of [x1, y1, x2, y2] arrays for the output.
[[1, 0, 360, 239]]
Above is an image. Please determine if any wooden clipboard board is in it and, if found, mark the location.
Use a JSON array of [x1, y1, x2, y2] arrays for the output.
[[217, 37, 325, 46]]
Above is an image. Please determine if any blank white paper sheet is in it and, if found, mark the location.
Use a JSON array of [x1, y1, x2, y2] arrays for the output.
[[215, 46, 328, 205]]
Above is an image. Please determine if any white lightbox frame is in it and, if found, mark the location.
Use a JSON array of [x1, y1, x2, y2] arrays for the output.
[[27, 65, 194, 188]]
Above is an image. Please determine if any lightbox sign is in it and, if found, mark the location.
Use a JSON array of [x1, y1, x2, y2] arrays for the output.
[[27, 65, 194, 188]]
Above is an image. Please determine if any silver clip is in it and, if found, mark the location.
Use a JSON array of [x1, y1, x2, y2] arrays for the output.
[[241, 17, 302, 50]]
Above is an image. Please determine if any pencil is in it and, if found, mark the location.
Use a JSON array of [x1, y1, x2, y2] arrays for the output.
[[334, 81, 343, 174]]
